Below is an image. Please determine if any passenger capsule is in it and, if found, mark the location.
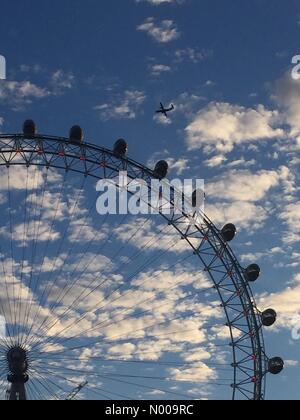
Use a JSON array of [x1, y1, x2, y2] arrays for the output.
[[245, 264, 261, 282], [261, 309, 277, 327], [113, 139, 128, 157], [154, 160, 169, 180], [23, 120, 37, 137], [221, 224, 237, 242], [268, 357, 284, 375], [69, 125, 84, 144]]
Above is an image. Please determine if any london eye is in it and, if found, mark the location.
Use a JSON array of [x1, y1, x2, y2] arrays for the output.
[[0, 120, 284, 400]]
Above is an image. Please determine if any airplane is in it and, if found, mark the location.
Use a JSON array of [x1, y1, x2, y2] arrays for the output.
[[156, 102, 175, 118]]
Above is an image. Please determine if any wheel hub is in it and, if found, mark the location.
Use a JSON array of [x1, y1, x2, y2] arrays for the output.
[[7, 347, 29, 384]]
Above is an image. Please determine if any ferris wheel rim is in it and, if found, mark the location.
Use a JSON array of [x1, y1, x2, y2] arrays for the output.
[[0, 132, 272, 400]]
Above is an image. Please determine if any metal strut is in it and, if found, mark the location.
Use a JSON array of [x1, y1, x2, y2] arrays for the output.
[[65, 381, 88, 400]]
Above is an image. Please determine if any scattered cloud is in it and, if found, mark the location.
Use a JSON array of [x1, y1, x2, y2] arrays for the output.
[[273, 71, 300, 149], [280, 202, 300, 244], [207, 169, 281, 202], [137, 18, 181, 43], [50, 70, 75, 94], [206, 201, 268, 230], [136, 0, 185, 5], [150, 64, 172, 76], [185, 102, 284, 154], [174, 48, 213, 64], [95, 90, 146, 120], [0, 69, 75, 109], [147, 150, 190, 175]]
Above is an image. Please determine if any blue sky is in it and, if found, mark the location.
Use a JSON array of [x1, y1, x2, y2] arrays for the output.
[[0, 0, 300, 400]]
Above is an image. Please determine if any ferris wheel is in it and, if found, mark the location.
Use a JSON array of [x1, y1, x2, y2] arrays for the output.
[[0, 120, 284, 400]]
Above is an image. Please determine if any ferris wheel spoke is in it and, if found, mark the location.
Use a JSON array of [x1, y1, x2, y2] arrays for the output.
[[20, 168, 50, 345], [30, 312, 223, 360], [36, 176, 87, 307], [30, 363, 74, 399], [16, 165, 41, 345], [24, 212, 131, 348], [28, 252, 202, 351], [30, 374, 61, 401], [27, 228, 182, 350], [29, 296, 218, 358], [82, 386, 113, 401], [21, 178, 86, 345], [21, 171, 69, 345], [31, 362, 234, 388], [14, 166, 30, 344], [0, 249, 14, 343], [83, 373, 204, 400], [32, 193, 103, 318], [34, 286, 217, 354], [6, 167, 18, 340], [29, 360, 232, 383], [27, 379, 47, 401], [26, 382, 37, 401], [31, 340, 232, 364], [33, 365, 134, 400]]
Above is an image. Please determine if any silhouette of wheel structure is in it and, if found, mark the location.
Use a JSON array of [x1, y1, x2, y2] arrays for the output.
[[0, 121, 283, 400]]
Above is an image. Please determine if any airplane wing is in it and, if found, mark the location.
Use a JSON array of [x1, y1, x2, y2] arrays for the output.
[[166, 105, 174, 112]]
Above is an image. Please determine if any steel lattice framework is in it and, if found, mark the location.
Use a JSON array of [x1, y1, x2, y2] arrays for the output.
[[0, 133, 269, 400]]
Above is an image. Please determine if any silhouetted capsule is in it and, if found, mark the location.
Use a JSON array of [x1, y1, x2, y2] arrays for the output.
[[113, 139, 128, 157], [69, 125, 84, 144], [154, 160, 169, 180], [23, 120, 37, 137], [268, 357, 284, 375], [245, 264, 261, 282], [261, 309, 277, 327], [221, 224, 237, 242]]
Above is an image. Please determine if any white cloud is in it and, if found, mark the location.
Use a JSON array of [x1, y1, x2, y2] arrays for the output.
[[167, 157, 190, 175], [207, 169, 281, 202], [174, 48, 213, 63], [153, 112, 173, 125], [137, 18, 181, 43], [169, 362, 217, 382], [0, 80, 49, 107], [273, 71, 300, 148], [136, 0, 185, 5], [258, 279, 300, 330], [95, 90, 146, 120], [280, 202, 300, 244], [50, 70, 75, 94], [185, 102, 284, 153], [0, 69, 75, 108], [206, 201, 268, 230], [204, 155, 227, 168], [205, 167, 295, 231], [150, 64, 172, 76]]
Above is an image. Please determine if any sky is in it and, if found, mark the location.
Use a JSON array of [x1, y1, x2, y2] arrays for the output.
[[0, 0, 300, 400]]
